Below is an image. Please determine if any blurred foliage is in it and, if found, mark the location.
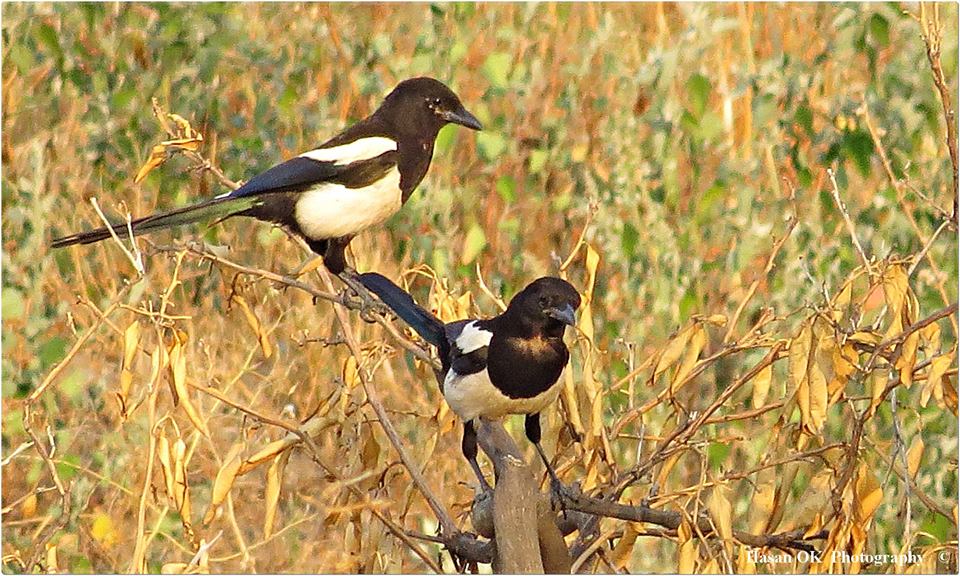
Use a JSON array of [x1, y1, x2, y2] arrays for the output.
[[2, 2, 957, 573]]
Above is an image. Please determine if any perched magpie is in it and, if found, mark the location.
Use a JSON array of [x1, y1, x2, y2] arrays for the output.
[[359, 272, 581, 493], [50, 77, 481, 275]]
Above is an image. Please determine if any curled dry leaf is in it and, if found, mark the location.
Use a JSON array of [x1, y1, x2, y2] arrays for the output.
[[654, 323, 696, 384], [854, 463, 883, 528], [134, 102, 203, 184], [751, 362, 773, 409], [581, 243, 603, 448], [790, 322, 828, 436], [906, 436, 924, 479], [676, 518, 696, 573], [610, 523, 639, 570], [116, 320, 141, 419], [921, 350, 956, 407], [157, 429, 176, 500], [707, 484, 733, 542], [203, 442, 245, 526], [239, 410, 341, 474], [172, 438, 192, 521], [167, 333, 211, 438], [897, 330, 921, 388], [231, 293, 273, 359], [882, 264, 910, 337], [671, 324, 706, 394], [263, 450, 290, 539], [748, 466, 776, 534], [736, 544, 757, 574]]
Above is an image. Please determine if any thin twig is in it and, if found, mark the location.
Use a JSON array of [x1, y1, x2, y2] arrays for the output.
[[315, 267, 459, 536], [827, 168, 871, 274], [89, 197, 145, 275]]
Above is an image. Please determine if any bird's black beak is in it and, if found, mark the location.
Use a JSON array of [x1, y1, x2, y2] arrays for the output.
[[441, 105, 483, 130], [546, 303, 577, 327]]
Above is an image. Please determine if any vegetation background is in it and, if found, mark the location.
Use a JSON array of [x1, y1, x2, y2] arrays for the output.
[[2, 2, 957, 573]]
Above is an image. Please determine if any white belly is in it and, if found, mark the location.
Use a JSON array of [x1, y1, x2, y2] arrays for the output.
[[443, 368, 563, 422], [294, 166, 402, 239]]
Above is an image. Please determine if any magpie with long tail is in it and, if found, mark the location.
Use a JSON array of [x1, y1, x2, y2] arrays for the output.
[[359, 272, 581, 495], [50, 77, 481, 278]]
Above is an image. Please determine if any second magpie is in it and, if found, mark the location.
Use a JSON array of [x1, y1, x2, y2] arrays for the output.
[[359, 272, 581, 493], [50, 77, 481, 275]]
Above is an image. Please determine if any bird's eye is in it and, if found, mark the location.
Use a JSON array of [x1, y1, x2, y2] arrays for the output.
[[430, 97, 442, 107], [538, 296, 550, 308]]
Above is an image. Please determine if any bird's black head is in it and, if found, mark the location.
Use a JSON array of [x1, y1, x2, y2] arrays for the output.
[[506, 277, 582, 337], [377, 77, 482, 137]]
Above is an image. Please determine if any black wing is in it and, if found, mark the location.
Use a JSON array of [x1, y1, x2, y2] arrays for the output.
[[228, 151, 399, 199]]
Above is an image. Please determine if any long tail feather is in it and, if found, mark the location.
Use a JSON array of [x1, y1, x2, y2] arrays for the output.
[[358, 272, 445, 347], [50, 195, 259, 248]]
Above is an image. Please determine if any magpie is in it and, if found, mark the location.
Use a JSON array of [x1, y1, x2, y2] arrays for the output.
[[359, 272, 581, 494], [50, 77, 482, 276]]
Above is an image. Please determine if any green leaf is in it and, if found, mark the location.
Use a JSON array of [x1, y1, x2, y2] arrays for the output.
[[39, 337, 68, 370], [868, 13, 889, 47], [496, 175, 516, 203], [795, 104, 814, 136], [483, 52, 512, 89], [448, 41, 468, 64], [434, 124, 457, 156], [842, 129, 874, 177], [461, 224, 487, 264], [686, 73, 711, 118], [476, 131, 507, 162], [528, 149, 549, 174], [2, 288, 25, 321], [56, 453, 81, 482], [35, 23, 62, 60], [708, 442, 731, 470], [621, 222, 639, 256]]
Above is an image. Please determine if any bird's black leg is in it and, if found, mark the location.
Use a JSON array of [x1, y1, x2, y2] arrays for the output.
[[525, 413, 567, 510], [322, 238, 349, 275], [463, 420, 493, 493], [336, 267, 387, 320], [314, 236, 384, 318]]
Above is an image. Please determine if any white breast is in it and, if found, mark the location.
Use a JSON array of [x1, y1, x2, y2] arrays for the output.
[[443, 368, 563, 422], [294, 166, 402, 239]]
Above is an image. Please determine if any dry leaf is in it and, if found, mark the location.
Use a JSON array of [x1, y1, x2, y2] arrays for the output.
[[655, 324, 696, 383], [232, 293, 273, 359], [157, 430, 176, 499], [671, 324, 706, 393], [882, 264, 910, 338], [168, 334, 211, 438], [906, 436, 923, 479], [921, 350, 955, 407], [792, 322, 827, 435], [707, 485, 733, 541], [204, 442, 245, 525], [263, 451, 290, 538], [610, 523, 639, 569], [677, 519, 696, 573], [748, 467, 776, 534], [897, 331, 920, 388], [117, 320, 141, 418], [172, 438, 192, 521], [854, 463, 882, 525], [751, 363, 773, 409]]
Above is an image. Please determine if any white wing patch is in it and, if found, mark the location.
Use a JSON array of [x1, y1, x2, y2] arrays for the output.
[[455, 321, 493, 354], [300, 137, 397, 166], [294, 166, 402, 239]]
